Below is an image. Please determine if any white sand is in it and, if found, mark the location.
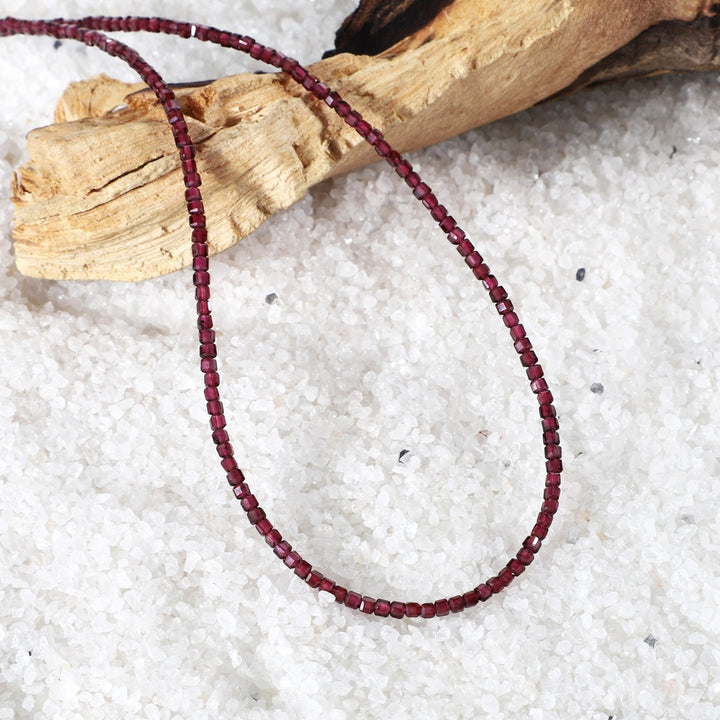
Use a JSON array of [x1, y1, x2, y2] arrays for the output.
[[1, 2, 718, 719]]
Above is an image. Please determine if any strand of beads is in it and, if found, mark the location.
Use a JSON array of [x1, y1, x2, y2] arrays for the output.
[[0, 16, 561, 618]]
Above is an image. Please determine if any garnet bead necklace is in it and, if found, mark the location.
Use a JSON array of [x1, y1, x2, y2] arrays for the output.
[[0, 16, 562, 619]]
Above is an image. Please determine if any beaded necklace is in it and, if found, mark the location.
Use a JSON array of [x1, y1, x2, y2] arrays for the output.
[[0, 16, 562, 619]]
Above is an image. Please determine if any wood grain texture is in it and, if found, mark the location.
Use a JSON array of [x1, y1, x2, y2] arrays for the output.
[[9, 0, 716, 280]]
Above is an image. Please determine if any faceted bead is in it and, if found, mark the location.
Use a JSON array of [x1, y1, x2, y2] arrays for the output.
[[206, 398, 223, 415], [195, 285, 210, 301], [531, 378, 549, 393], [510, 324, 527, 341], [265, 529, 282, 547], [465, 251, 482, 269], [200, 343, 217, 358], [543, 498, 560, 514], [503, 312, 519, 328], [517, 548, 535, 566], [482, 275, 499, 291], [472, 264, 490, 280], [439, 216, 457, 233], [193, 256, 209, 271], [305, 570, 324, 588], [360, 597, 376, 614], [395, 160, 412, 178], [488, 576, 505, 594], [319, 578, 336, 594], [543, 430, 560, 446], [333, 585, 348, 603], [537, 390, 554, 405], [210, 414, 226, 431], [435, 599, 451, 616], [227, 469, 245, 487], [537, 511, 553, 529], [204, 372, 220, 388], [344, 110, 359, 127], [386, 150, 402, 166], [520, 350, 538, 367], [526, 365, 544, 381], [199, 328, 215, 344], [294, 560, 312, 579], [273, 541, 291, 559], [374, 599, 391, 617], [184, 172, 201, 188], [496, 299, 514, 314], [498, 568, 514, 587], [220, 456, 237, 472], [544, 444, 562, 460], [283, 551, 301, 569], [420, 603, 436, 619], [413, 182, 430, 200], [430, 204, 447, 221], [545, 473, 561, 487], [344, 591, 362, 610], [216, 442, 233, 458], [546, 458, 563, 473], [448, 228, 466, 244], [405, 602, 422, 618], [334, 100, 350, 117], [255, 518, 272, 536], [201, 358, 217, 374], [448, 595, 464, 613], [489, 286, 508, 302], [476, 584, 493, 601], [356, 120, 372, 137], [206, 387, 221, 403], [240, 494, 258, 511], [523, 535, 542, 552], [366, 130, 382, 146], [542, 416, 560, 432], [374, 140, 391, 157], [514, 338, 532, 354], [422, 194, 438, 210], [532, 523, 549, 541], [247, 508, 265, 525], [507, 558, 525, 576], [456, 239, 473, 257], [390, 602, 406, 619], [462, 590, 480, 607], [232, 482, 249, 498], [405, 172, 420, 188]]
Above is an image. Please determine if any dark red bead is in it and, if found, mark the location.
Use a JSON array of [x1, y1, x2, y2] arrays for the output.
[[465, 251, 482, 268], [543, 430, 560, 446], [546, 458, 563, 473], [209, 414, 226, 430], [232, 482, 249, 499], [201, 358, 217, 374], [532, 523, 549, 541], [521, 350, 538, 367], [205, 387, 221, 402], [526, 366, 544, 382], [374, 599, 391, 617], [517, 548, 535, 566], [220, 456, 237, 472], [503, 312, 520, 328], [240, 494, 258, 511], [422, 193, 438, 210], [216, 442, 233, 458], [273, 541, 291, 559], [430, 204, 447, 221], [448, 595, 464, 613], [319, 578, 336, 594], [448, 227, 466, 244], [389, 602, 406, 619], [265, 529, 282, 547], [456, 239, 473, 257], [360, 596, 376, 614], [510, 324, 527, 341], [405, 602, 422, 618], [256, 518, 272, 536], [544, 444, 562, 460], [435, 599, 451, 616], [356, 120, 372, 137], [204, 372, 220, 388], [366, 130, 382, 146], [514, 338, 533, 354], [200, 343, 217, 358], [294, 560, 311, 579], [543, 498, 560, 514], [496, 299, 514, 314], [537, 390, 554, 406], [333, 585, 348, 603], [344, 591, 362, 610], [507, 558, 525, 576], [227, 469, 245, 487], [439, 216, 457, 233], [546, 473, 561, 487], [283, 551, 301, 569], [462, 590, 480, 607], [523, 535, 542, 552], [482, 275, 499, 291], [420, 603, 436, 619], [476, 584, 493, 601], [472, 263, 490, 280], [498, 568, 514, 587], [247, 508, 265, 525], [488, 576, 505, 594], [531, 378, 549, 393], [542, 416, 560, 432]]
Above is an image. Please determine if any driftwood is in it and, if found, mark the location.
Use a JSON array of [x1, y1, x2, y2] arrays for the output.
[[8, 0, 720, 281]]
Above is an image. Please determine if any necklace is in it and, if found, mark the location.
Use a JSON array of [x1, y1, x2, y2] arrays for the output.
[[0, 15, 562, 619]]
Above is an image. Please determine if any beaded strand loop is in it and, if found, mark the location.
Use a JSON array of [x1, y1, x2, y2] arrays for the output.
[[0, 15, 562, 619]]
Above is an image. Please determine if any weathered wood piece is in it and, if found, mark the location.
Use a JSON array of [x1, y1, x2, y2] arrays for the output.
[[8, 0, 717, 280]]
